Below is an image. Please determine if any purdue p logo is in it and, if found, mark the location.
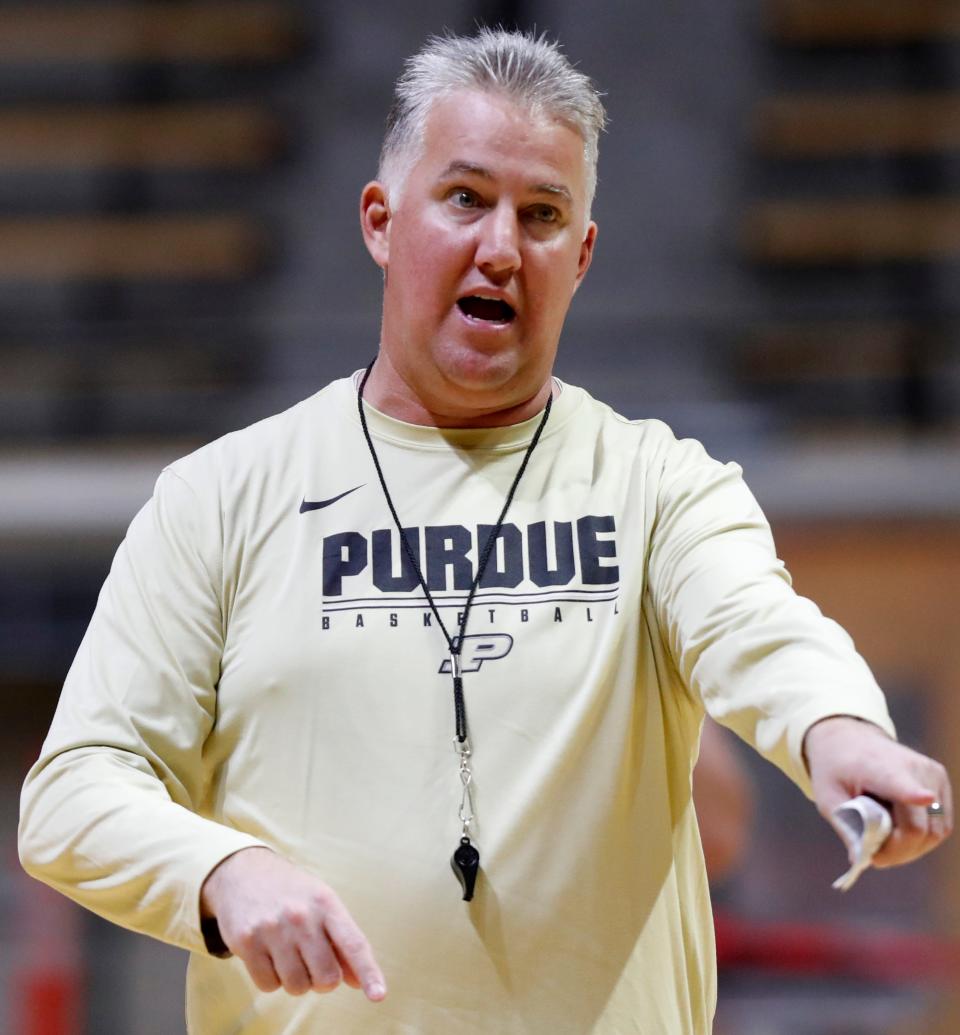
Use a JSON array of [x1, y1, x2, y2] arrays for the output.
[[439, 634, 514, 674]]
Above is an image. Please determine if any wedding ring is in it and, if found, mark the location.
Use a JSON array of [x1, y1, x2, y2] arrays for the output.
[[927, 802, 944, 817]]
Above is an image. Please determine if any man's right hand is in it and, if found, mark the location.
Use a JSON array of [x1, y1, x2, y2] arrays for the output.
[[200, 847, 387, 1001]]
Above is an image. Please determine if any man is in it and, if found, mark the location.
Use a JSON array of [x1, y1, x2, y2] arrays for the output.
[[20, 29, 952, 1035]]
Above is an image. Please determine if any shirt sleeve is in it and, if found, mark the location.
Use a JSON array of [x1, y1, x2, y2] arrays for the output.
[[18, 464, 268, 954], [646, 435, 895, 798]]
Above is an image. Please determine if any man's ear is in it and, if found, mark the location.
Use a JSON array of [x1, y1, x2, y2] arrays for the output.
[[573, 221, 598, 292], [360, 181, 391, 269]]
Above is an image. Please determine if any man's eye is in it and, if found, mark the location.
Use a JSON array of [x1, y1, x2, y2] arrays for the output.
[[529, 205, 559, 223], [451, 190, 479, 208]]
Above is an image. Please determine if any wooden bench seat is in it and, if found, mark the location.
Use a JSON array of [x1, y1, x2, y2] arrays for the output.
[[2, 337, 251, 389], [756, 93, 960, 156], [768, 0, 960, 45], [739, 321, 938, 381], [0, 104, 283, 170], [0, 215, 266, 279], [0, 3, 302, 64], [744, 198, 960, 263]]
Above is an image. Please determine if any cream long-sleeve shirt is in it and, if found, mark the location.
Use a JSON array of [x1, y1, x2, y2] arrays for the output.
[[20, 376, 894, 1034]]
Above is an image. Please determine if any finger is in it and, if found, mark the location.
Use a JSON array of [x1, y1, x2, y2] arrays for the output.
[[324, 907, 386, 1001], [926, 811, 953, 849], [875, 759, 953, 863], [929, 765, 953, 836], [921, 784, 953, 847], [332, 942, 362, 990], [268, 940, 314, 996], [297, 931, 344, 993], [874, 801, 933, 868], [867, 772, 937, 810], [237, 944, 282, 994]]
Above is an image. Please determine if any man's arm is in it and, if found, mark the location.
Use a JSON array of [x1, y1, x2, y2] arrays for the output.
[[19, 463, 384, 999], [804, 715, 953, 866], [19, 466, 267, 953], [647, 434, 952, 867]]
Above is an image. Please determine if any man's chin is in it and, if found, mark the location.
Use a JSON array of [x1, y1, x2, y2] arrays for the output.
[[439, 362, 537, 412], [435, 338, 539, 391], [384, 340, 553, 423], [428, 366, 554, 427]]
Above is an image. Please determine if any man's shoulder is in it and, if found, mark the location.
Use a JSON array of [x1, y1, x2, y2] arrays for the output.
[[165, 376, 353, 492], [561, 380, 741, 495], [561, 380, 695, 453]]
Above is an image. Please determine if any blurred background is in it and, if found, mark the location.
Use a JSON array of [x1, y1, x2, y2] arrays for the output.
[[1, 0, 958, 1031]]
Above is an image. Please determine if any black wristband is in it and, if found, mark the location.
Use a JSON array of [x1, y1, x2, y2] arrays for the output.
[[200, 917, 232, 959]]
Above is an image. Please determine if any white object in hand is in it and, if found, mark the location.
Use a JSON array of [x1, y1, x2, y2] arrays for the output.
[[831, 795, 893, 892]]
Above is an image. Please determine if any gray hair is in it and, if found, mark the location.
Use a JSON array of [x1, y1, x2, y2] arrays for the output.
[[379, 28, 606, 220]]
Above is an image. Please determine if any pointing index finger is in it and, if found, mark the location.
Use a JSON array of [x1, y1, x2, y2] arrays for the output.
[[323, 907, 387, 1001]]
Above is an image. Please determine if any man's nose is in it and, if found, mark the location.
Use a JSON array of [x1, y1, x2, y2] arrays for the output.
[[475, 206, 521, 279]]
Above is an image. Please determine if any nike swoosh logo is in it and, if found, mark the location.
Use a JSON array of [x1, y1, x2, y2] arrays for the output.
[[299, 484, 364, 513]]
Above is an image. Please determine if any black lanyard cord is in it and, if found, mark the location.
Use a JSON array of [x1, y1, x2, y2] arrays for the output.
[[356, 358, 552, 744]]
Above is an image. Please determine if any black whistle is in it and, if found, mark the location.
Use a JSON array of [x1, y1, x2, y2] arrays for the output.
[[451, 836, 480, 901]]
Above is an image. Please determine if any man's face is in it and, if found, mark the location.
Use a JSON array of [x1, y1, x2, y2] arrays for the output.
[[362, 89, 597, 420]]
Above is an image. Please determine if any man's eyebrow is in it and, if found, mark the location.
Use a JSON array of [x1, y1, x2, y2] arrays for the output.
[[438, 161, 573, 205], [533, 183, 573, 205], [438, 160, 494, 181]]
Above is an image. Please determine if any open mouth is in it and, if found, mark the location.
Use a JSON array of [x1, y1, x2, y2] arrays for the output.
[[457, 296, 516, 323]]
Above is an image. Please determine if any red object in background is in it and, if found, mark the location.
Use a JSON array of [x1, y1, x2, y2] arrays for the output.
[[714, 908, 960, 984], [12, 853, 83, 1035], [20, 972, 82, 1035]]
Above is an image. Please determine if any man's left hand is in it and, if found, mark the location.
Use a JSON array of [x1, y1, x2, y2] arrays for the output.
[[804, 716, 953, 867]]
